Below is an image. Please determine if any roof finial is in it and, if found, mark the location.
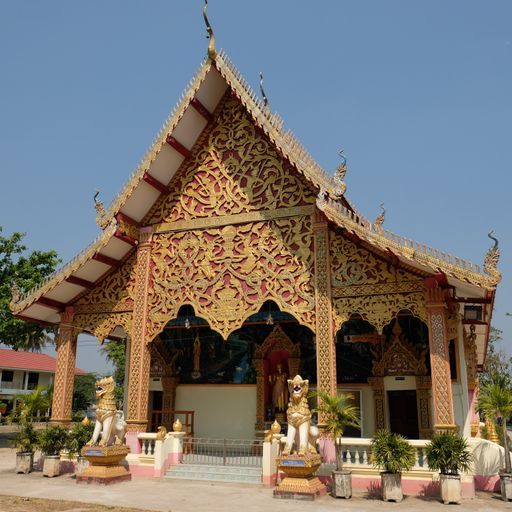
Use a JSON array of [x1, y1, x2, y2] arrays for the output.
[[93, 190, 109, 229], [9, 280, 20, 307], [374, 203, 386, 232], [483, 230, 501, 285], [334, 148, 347, 196], [259, 72, 270, 111], [203, 0, 217, 60]]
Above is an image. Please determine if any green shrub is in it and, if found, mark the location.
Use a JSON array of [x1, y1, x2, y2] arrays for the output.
[[10, 421, 38, 453], [38, 425, 68, 456], [370, 430, 416, 474], [66, 422, 94, 459], [425, 431, 472, 476]]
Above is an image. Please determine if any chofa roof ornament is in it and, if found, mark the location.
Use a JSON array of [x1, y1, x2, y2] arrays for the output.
[[484, 230, 501, 284], [334, 148, 347, 197], [374, 203, 386, 233], [93, 190, 110, 230], [9, 280, 20, 308], [259, 72, 270, 112], [203, 0, 217, 60]]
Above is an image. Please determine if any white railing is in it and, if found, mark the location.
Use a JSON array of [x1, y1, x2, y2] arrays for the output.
[[337, 438, 430, 471], [137, 433, 157, 462]]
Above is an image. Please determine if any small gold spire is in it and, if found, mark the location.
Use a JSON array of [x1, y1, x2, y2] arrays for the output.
[[203, 0, 217, 60]]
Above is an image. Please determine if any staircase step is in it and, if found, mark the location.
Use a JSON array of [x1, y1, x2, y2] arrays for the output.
[[165, 464, 261, 484]]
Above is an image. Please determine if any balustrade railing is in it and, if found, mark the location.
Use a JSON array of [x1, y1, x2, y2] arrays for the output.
[[182, 437, 263, 467], [336, 438, 430, 471], [137, 433, 157, 460]]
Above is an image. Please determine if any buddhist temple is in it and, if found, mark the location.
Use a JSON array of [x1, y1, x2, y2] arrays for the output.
[[9, 14, 501, 455]]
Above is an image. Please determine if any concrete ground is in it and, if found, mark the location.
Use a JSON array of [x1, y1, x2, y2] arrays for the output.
[[0, 445, 509, 512]]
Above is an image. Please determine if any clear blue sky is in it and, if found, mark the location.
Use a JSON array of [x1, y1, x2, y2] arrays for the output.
[[1, 1, 511, 373]]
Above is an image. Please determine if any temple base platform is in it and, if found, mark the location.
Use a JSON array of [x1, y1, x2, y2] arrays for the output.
[[76, 444, 131, 485]]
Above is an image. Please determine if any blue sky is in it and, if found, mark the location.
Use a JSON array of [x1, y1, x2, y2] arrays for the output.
[[1, 1, 511, 373]]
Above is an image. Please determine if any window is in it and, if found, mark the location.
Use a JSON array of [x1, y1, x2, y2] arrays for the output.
[[27, 372, 39, 390], [1, 370, 14, 383]]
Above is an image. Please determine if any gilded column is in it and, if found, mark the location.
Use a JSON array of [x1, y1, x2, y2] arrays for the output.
[[368, 377, 386, 431], [425, 286, 456, 431], [126, 228, 153, 433], [313, 213, 336, 423], [50, 307, 78, 424], [254, 358, 265, 431], [415, 376, 433, 438]]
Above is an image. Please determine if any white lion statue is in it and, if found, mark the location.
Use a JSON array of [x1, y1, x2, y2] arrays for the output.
[[282, 375, 318, 456], [88, 376, 127, 446]]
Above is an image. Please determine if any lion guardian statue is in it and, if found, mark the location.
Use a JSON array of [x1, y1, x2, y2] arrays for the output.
[[282, 375, 318, 456], [88, 376, 127, 446]]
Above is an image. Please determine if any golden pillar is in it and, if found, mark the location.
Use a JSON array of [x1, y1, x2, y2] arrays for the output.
[[415, 376, 433, 438], [126, 228, 153, 433], [313, 213, 336, 423], [50, 307, 78, 424], [368, 377, 386, 431], [425, 286, 456, 431]]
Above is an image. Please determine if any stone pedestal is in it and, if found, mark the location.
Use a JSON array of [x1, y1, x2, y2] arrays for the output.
[[77, 444, 131, 485], [274, 453, 326, 500], [500, 473, 512, 502]]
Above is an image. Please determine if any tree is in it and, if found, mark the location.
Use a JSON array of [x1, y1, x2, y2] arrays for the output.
[[313, 390, 361, 470], [100, 340, 126, 403], [72, 374, 96, 413], [478, 381, 512, 473], [0, 228, 60, 351], [479, 327, 512, 388]]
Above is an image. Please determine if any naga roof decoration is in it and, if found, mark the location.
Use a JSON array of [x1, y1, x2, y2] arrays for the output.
[[316, 194, 501, 289], [9, 49, 500, 324]]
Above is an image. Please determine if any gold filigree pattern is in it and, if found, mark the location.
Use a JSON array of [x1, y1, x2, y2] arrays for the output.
[[147, 217, 315, 340], [74, 313, 132, 343], [333, 292, 427, 332], [147, 94, 316, 225], [75, 254, 137, 307]]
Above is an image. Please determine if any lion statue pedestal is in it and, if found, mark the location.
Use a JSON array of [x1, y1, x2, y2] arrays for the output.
[[273, 375, 326, 500], [76, 376, 131, 485]]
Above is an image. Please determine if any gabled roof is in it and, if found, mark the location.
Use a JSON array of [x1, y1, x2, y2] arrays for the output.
[[0, 348, 87, 374], [9, 50, 500, 329]]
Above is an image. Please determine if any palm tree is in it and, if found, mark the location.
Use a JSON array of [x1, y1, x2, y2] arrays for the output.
[[313, 390, 361, 470], [478, 381, 512, 474], [15, 386, 52, 420]]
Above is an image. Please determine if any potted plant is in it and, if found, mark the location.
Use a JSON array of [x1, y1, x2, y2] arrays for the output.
[[314, 390, 361, 498], [425, 431, 472, 504], [65, 419, 94, 474], [11, 420, 38, 474], [370, 430, 416, 502], [477, 380, 512, 501], [38, 424, 68, 477], [0, 400, 7, 416]]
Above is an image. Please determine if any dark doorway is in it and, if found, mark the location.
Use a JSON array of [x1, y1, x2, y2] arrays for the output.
[[388, 390, 419, 439]]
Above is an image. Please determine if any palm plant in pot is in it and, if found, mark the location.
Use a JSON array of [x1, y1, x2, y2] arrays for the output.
[[477, 379, 512, 501], [425, 431, 472, 504], [38, 424, 68, 477], [65, 419, 94, 475], [11, 419, 38, 474], [314, 390, 361, 499], [370, 430, 416, 502]]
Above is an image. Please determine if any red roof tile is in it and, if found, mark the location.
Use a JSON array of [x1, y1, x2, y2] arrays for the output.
[[0, 348, 87, 374]]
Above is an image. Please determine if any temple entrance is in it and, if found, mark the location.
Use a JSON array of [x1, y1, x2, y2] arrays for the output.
[[388, 390, 419, 439]]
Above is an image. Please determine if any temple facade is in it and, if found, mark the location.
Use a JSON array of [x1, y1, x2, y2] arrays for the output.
[[10, 50, 500, 446]]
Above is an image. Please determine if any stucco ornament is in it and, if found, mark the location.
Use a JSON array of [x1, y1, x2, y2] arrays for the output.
[[88, 376, 127, 446], [282, 375, 318, 456]]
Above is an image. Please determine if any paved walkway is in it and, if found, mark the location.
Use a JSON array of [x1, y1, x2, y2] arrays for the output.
[[0, 448, 509, 512]]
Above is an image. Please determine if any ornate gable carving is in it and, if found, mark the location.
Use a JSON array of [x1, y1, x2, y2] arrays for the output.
[[372, 321, 427, 377], [254, 324, 300, 359], [146, 93, 316, 225]]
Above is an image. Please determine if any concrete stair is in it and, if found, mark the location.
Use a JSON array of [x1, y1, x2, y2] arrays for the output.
[[165, 463, 262, 484]]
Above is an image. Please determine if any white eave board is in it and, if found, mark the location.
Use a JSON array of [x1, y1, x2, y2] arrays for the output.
[[195, 67, 229, 112], [121, 181, 162, 222], [44, 282, 87, 303], [99, 236, 133, 260], [148, 144, 185, 186]]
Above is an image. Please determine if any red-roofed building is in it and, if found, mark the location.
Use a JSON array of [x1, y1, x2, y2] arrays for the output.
[[0, 348, 86, 406]]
